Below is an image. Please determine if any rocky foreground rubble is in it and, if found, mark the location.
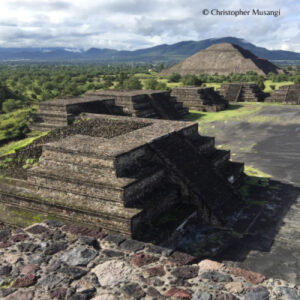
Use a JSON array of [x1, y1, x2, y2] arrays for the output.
[[0, 222, 299, 300]]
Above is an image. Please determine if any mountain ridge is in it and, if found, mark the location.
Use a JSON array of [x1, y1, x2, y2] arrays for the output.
[[0, 37, 299, 63]]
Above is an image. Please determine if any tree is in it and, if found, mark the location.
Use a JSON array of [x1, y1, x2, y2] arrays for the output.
[[294, 76, 300, 84], [168, 73, 181, 83], [144, 78, 159, 90], [2, 99, 22, 113], [256, 77, 265, 91], [181, 75, 202, 86], [123, 77, 142, 90]]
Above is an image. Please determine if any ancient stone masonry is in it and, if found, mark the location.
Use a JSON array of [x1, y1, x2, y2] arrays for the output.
[[85, 89, 188, 120], [0, 114, 244, 240], [160, 43, 283, 76], [171, 86, 228, 111], [217, 83, 266, 102], [30, 97, 122, 132], [31, 90, 188, 132], [1, 223, 298, 300], [265, 84, 300, 104]]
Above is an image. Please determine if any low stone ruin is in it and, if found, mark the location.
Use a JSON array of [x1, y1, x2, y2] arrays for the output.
[[0, 114, 244, 241], [30, 97, 121, 132], [217, 83, 266, 102], [171, 86, 228, 111], [86, 90, 188, 119], [31, 90, 188, 131], [264, 84, 300, 105]]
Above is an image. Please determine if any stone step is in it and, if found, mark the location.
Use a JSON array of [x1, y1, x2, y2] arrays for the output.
[[174, 102, 183, 110], [29, 123, 62, 132], [39, 104, 67, 112], [41, 149, 116, 171], [149, 133, 242, 225], [177, 107, 189, 117], [220, 161, 244, 185], [134, 108, 158, 118], [39, 156, 162, 184], [27, 165, 165, 203], [205, 149, 231, 169], [34, 116, 68, 126], [188, 135, 215, 154], [0, 182, 141, 236], [132, 102, 153, 110]]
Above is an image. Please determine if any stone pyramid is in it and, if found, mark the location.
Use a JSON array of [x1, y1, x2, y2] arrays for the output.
[[265, 84, 300, 104], [217, 83, 266, 102], [160, 43, 283, 76]]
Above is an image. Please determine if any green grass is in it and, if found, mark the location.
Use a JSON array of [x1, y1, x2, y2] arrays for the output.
[[0, 131, 48, 157], [185, 102, 300, 125], [0, 107, 36, 143], [204, 83, 222, 90], [244, 165, 272, 178], [239, 165, 272, 198], [264, 80, 294, 93], [185, 104, 263, 123]]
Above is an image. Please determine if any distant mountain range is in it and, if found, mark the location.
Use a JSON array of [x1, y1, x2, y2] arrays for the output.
[[0, 37, 299, 63]]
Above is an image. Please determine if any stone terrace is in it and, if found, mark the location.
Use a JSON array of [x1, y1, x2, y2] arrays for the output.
[[265, 84, 300, 105], [171, 86, 228, 112], [217, 83, 266, 102], [0, 114, 244, 240]]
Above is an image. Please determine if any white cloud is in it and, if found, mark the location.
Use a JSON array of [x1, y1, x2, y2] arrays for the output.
[[0, 0, 299, 51]]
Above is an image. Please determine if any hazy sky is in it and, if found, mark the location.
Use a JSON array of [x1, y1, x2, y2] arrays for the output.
[[0, 0, 299, 51]]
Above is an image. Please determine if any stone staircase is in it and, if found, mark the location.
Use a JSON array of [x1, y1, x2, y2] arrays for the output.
[[171, 86, 228, 112], [217, 83, 266, 102], [0, 115, 244, 239]]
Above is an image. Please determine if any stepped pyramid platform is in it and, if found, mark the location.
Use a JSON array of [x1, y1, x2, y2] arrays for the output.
[[0, 114, 244, 240], [160, 43, 283, 76], [86, 89, 188, 120], [217, 83, 266, 102], [171, 86, 228, 112], [30, 96, 121, 132], [265, 84, 300, 104], [31, 90, 188, 132]]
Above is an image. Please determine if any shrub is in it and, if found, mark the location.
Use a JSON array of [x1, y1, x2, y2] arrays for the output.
[[180, 75, 202, 86], [123, 77, 142, 90], [256, 78, 265, 91], [294, 76, 300, 84], [168, 73, 181, 83], [2, 99, 22, 113], [144, 78, 159, 90]]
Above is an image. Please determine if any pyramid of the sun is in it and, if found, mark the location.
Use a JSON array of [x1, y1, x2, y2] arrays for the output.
[[160, 43, 283, 76]]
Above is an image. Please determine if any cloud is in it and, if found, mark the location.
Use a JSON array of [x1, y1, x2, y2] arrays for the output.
[[0, 0, 299, 51]]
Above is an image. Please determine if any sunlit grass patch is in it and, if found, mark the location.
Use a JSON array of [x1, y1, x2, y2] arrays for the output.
[[0, 131, 48, 157], [244, 165, 272, 178], [184, 104, 262, 123]]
